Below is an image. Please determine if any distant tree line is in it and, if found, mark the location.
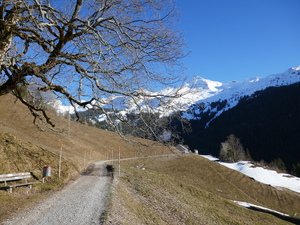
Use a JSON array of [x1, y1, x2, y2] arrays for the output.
[[74, 109, 189, 145]]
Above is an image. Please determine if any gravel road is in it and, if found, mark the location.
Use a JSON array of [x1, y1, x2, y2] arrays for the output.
[[4, 161, 111, 225]]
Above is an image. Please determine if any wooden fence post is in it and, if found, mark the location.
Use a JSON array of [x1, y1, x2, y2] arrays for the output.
[[118, 146, 121, 176]]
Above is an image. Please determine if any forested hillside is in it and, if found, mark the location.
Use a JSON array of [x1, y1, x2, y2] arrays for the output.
[[72, 81, 300, 176], [180, 82, 300, 174]]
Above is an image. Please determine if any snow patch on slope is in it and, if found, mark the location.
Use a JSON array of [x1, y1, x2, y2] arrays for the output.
[[201, 155, 300, 194]]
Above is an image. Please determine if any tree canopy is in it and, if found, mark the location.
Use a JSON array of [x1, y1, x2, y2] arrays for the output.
[[0, 0, 186, 137]]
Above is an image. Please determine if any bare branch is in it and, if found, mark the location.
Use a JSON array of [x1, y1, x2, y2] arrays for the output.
[[0, 0, 188, 144]]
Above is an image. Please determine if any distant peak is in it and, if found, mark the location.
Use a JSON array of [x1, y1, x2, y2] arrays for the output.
[[190, 76, 222, 91], [291, 66, 300, 71]]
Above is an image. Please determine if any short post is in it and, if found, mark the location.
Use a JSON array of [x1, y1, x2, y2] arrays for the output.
[[118, 146, 121, 176], [58, 144, 62, 178]]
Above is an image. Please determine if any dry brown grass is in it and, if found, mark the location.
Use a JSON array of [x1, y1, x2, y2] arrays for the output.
[[2, 94, 300, 224], [0, 94, 171, 167], [0, 94, 173, 222], [104, 154, 300, 225]]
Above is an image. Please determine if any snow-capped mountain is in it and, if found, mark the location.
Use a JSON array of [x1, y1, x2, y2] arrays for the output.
[[180, 66, 300, 125], [180, 67, 300, 171], [102, 66, 300, 122], [58, 66, 300, 125]]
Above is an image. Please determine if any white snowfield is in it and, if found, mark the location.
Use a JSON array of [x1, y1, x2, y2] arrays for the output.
[[200, 155, 300, 194]]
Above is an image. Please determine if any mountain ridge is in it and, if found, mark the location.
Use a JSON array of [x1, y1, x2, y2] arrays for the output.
[[55, 66, 300, 174], [62, 66, 300, 126], [180, 81, 300, 175], [182, 66, 300, 124]]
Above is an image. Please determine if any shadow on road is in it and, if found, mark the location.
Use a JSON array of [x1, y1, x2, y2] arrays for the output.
[[82, 163, 114, 178]]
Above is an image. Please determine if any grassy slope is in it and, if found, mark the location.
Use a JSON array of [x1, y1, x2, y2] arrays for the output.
[[1, 94, 300, 224], [105, 155, 300, 225], [0, 94, 171, 222]]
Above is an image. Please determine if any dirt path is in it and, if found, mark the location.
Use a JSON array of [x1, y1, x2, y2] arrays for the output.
[[4, 161, 111, 225]]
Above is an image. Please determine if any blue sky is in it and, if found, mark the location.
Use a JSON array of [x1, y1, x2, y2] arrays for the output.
[[175, 0, 300, 83]]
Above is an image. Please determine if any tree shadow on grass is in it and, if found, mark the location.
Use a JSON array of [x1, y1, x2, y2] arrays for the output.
[[249, 206, 300, 225]]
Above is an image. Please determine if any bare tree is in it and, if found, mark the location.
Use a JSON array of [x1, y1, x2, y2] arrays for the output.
[[0, 0, 186, 137], [219, 134, 246, 162]]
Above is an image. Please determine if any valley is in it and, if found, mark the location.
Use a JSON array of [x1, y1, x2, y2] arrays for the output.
[[1, 68, 300, 224], [1, 1, 299, 224]]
